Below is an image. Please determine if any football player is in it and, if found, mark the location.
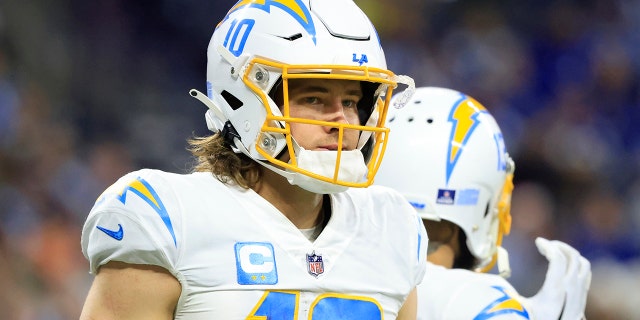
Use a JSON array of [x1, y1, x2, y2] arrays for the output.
[[79, 1, 427, 319], [375, 87, 591, 319]]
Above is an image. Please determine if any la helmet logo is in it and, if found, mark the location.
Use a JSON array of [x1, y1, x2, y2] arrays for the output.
[[352, 53, 369, 66]]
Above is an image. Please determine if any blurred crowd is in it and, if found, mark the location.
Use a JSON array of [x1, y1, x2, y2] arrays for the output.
[[0, 0, 639, 319]]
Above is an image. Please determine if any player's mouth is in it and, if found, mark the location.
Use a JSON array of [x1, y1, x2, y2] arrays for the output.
[[317, 144, 353, 151]]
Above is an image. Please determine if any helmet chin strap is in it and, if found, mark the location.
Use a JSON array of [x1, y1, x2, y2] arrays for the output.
[[475, 245, 511, 278], [249, 138, 367, 194], [286, 149, 367, 194], [497, 246, 511, 278]]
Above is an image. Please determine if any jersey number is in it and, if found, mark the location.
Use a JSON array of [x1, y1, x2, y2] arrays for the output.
[[247, 291, 383, 320]]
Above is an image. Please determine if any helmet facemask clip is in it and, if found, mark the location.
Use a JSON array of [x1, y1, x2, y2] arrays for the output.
[[221, 120, 241, 148]]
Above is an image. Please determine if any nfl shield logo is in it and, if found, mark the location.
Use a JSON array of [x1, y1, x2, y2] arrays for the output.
[[306, 251, 324, 277]]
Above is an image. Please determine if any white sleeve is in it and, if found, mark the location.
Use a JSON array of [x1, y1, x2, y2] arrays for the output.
[[376, 185, 429, 288], [445, 274, 532, 319], [80, 169, 180, 275], [412, 210, 429, 286], [420, 266, 533, 320]]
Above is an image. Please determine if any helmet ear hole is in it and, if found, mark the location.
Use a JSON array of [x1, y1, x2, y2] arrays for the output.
[[221, 90, 244, 110]]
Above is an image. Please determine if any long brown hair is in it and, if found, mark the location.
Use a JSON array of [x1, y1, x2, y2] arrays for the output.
[[188, 133, 262, 189]]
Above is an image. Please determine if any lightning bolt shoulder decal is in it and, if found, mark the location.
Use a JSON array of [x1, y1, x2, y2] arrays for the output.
[[473, 286, 530, 320], [115, 177, 177, 247], [446, 94, 488, 185]]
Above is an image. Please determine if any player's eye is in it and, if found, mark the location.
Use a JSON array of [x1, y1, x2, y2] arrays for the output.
[[342, 99, 358, 109], [303, 97, 321, 105]]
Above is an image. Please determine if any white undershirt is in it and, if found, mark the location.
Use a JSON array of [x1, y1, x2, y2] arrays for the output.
[[299, 226, 319, 241]]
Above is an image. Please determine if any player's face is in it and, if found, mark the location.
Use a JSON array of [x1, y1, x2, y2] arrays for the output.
[[286, 79, 362, 151]]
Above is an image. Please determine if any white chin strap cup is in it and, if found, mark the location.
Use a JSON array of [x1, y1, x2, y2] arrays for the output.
[[497, 246, 511, 278]]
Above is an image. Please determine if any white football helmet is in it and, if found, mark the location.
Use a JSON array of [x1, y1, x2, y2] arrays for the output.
[[376, 87, 514, 273], [190, 0, 414, 193]]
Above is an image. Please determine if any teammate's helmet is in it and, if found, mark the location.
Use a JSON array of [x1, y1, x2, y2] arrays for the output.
[[191, 0, 414, 193], [376, 87, 514, 270]]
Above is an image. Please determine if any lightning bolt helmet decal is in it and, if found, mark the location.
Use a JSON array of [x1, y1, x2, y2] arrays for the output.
[[446, 94, 488, 185], [219, 0, 317, 44]]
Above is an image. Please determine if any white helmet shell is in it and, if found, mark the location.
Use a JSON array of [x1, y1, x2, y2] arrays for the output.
[[195, 0, 413, 192], [376, 87, 514, 267]]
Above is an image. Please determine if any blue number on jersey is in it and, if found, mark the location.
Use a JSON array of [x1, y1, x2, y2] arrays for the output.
[[247, 291, 383, 319], [248, 291, 297, 319]]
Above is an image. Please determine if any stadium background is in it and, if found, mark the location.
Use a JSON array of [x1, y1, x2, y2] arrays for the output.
[[0, 0, 639, 318]]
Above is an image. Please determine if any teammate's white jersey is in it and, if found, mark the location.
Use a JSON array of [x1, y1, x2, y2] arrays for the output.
[[417, 262, 531, 320], [82, 169, 428, 319]]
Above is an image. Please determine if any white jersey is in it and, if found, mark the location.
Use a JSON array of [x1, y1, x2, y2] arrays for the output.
[[82, 169, 428, 319], [417, 262, 531, 320]]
